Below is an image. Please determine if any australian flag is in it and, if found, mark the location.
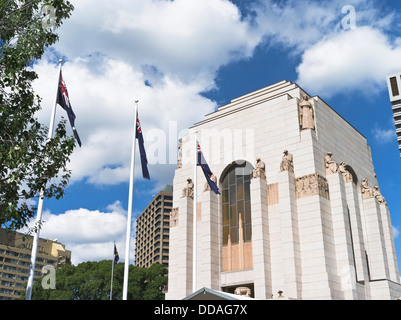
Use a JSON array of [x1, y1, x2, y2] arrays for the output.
[[136, 117, 150, 180], [113, 244, 119, 265], [197, 141, 220, 195], [56, 72, 82, 147]]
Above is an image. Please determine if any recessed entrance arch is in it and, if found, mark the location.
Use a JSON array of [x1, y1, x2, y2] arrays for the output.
[[220, 160, 253, 272]]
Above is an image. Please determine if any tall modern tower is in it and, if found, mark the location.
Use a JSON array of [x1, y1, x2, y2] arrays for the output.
[[386, 72, 401, 156]]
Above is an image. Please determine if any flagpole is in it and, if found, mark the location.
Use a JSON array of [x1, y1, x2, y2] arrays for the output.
[[123, 100, 138, 300], [25, 59, 63, 300], [193, 130, 198, 293], [110, 241, 115, 300]]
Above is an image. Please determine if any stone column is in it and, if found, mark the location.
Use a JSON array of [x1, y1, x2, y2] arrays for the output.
[[297, 175, 336, 299], [362, 197, 390, 281], [344, 180, 371, 298], [198, 190, 220, 290], [278, 169, 301, 299], [166, 195, 194, 299], [326, 173, 358, 299], [250, 177, 271, 299], [379, 203, 400, 283]]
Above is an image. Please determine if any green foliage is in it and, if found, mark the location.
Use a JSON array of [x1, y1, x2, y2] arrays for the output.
[[0, 0, 75, 230], [22, 261, 168, 300]]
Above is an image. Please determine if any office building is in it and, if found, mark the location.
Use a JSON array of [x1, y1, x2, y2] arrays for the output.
[[0, 228, 71, 300], [386, 72, 401, 155], [135, 185, 173, 269]]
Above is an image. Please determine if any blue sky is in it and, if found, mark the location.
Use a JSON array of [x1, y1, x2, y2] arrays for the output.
[[24, 0, 401, 271]]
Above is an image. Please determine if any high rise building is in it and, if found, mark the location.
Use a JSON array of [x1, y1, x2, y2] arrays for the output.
[[0, 228, 71, 300], [135, 185, 173, 269], [166, 80, 401, 300], [386, 72, 401, 156]]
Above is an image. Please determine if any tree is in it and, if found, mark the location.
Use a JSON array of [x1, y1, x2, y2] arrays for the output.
[[22, 260, 168, 300], [0, 0, 75, 231]]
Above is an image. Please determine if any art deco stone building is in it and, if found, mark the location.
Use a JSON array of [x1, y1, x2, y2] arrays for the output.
[[0, 228, 71, 300], [166, 80, 401, 300]]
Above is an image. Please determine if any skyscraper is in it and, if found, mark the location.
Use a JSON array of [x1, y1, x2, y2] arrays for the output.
[[135, 185, 173, 269], [386, 72, 401, 156]]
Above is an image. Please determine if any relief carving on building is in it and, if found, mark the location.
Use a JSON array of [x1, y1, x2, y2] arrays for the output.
[[280, 150, 294, 173], [267, 183, 279, 206], [181, 178, 194, 199], [296, 173, 329, 200], [170, 207, 179, 227], [299, 95, 315, 130], [252, 157, 266, 180], [324, 152, 338, 175], [177, 138, 183, 169]]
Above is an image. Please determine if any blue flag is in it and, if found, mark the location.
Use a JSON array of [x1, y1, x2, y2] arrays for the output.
[[197, 141, 220, 195], [136, 117, 150, 180], [113, 244, 119, 265], [56, 72, 82, 147]]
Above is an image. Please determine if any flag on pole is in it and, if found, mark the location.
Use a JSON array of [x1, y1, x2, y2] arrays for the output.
[[113, 243, 119, 264], [56, 71, 82, 147], [136, 116, 150, 180], [197, 141, 220, 195]]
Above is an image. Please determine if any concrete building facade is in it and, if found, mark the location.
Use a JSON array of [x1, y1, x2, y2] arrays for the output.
[[166, 80, 401, 300], [135, 185, 173, 269], [0, 228, 71, 300], [386, 72, 401, 156]]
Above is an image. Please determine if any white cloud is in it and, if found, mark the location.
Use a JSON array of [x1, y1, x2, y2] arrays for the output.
[[296, 26, 401, 97], [21, 201, 135, 265], [394, 226, 400, 239], [33, 55, 216, 186], [373, 127, 397, 143], [55, 0, 260, 83]]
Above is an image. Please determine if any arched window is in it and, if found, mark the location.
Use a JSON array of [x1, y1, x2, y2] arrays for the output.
[[221, 161, 253, 246]]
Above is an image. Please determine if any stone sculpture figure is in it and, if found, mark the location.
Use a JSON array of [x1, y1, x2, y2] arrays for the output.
[[339, 161, 353, 182], [299, 95, 315, 130], [280, 150, 294, 173], [234, 287, 251, 297], [252, 157, 266, 180], [182, 178, 194, 199], [372, 186, 386, 204], [361, 178, 373, 199], [324, 152, 338, 175]]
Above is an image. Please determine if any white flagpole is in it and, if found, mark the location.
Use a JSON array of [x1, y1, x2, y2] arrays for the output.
[[123, 100, 138, 300], [193, 131, 198, 293], [110, 241, 115, 300], [26, 59, 63, 300]]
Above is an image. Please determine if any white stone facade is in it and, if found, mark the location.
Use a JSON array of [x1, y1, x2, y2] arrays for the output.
[[166, 80, 401, 300]]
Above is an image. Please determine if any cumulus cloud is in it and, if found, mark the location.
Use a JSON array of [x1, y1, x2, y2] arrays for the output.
[[373, 126, 397, 143], [22, 201, 135, 265], [54, 0, 260, 83], [394, 226, 400, 239], [296, 26, 401, 97]]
